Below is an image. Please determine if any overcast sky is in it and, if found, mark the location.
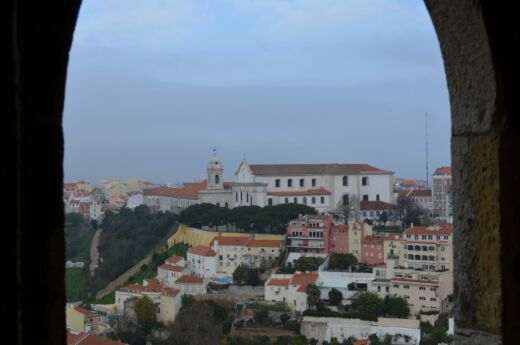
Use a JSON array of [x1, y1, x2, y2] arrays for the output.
[[63, 0, 451, 185]]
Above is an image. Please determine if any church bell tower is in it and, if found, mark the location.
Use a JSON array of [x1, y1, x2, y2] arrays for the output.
[[207, 146, 224, 190]]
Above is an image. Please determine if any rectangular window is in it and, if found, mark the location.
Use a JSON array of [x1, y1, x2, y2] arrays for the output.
[[284, 198, 289, 204], [362, 176, 369, 186], [303, 197, 307, 205], [363, 195, 369, 201], [275, 179, 280, 188], [311, 197, 316, 204], [320, 196, 325, 204], [288, 179, 292, 187], [293, 197, 297, 203], [268, 198, 273, 206], [300, 179, 304, 187], [312, 178, 316, 187], [376, 194, 380, 201]]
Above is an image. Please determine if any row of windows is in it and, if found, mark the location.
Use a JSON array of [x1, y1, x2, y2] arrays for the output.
[[283, 196, 325, 205], [406, 245, 439, 251], [405, 234, 450, 241], [407, 254, 437, 261], [274, 176, 370, 188]]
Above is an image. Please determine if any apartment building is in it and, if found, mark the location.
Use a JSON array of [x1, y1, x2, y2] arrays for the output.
[[186, 245, 218, 279], [390, 224, 453, 314], [432, 166, 452, 222], [286, 215, 333, 254], [264, 273, 319, 312]]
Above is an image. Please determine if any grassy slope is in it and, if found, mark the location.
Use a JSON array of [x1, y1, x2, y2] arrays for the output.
[[66, 268, 89, 302]]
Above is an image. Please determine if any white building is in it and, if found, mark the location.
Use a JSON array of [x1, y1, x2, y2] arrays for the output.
[[195, 151, 395, 214], [300, 316, 421, 345], [432, 166, 452, 222], [174, 275, 206, 295], [186, 245, 218, 279], [158, 264, 187, 288], [211, 236, 283, 275], [264, 273, 319, 312]]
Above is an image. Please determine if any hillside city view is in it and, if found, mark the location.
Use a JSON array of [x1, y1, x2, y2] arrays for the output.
[[64, 1, 454, 345]]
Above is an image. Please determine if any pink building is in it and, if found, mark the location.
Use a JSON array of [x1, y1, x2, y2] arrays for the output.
[[361, 235, 385, 265], [330, 223, 349, 254], [286, 215, 333, 254]]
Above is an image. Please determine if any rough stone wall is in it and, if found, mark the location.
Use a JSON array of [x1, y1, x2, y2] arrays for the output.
[[4, 1, 82, 344], [425, 1, 519, 344]]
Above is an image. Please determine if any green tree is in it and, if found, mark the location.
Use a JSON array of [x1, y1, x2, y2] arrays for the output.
[[382, 295, 409, 318], [352, 292, 383, 321], [255, 306, 269, 324], [135, 296, 156, 333], [306, 284, 321, 310], [329, 253, 357, 270], [65, 212, 86, 226], [328, 288, 343, 305]]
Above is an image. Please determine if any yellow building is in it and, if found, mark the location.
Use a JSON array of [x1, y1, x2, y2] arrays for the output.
[[66, 305, 99, 333], [347, 222, 372, 260]]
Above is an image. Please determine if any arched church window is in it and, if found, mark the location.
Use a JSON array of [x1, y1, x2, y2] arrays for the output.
[[215, 175, 219, 184]]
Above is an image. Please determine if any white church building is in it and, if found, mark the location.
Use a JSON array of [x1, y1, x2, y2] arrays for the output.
[[198, 151, 395, 213]]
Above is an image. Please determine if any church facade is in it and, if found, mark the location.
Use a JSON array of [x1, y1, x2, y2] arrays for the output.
[[198, 152, 395, 214]]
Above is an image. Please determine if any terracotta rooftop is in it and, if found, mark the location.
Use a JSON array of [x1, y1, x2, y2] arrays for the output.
[[248, 239, 282, 248], [248, 163, 391, 176], [188, 245, 217, 257], [267, 188, 331, 196], [165, 256, 184, 265], [73, 306, 97, 315], [360, 200, 397, 210], [354, 339, 369, 345], [161, 287, 181, 297], [290, 273, 318, 286], [158, 264, 184, 272], [212, 236, 250, 246], [434, 166, 452, 175], [175, 275, 204, 284], [67, 329, 125, 345], [266, 278, 290, 286], [404, 224, 453, 236]]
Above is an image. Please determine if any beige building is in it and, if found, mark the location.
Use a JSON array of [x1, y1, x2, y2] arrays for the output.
[[391, 224, 453, 314], [383, 233, 400, 262], [432, 166, 452, 222], [211, 235, 283, 275], [66, 305, 100, 333]]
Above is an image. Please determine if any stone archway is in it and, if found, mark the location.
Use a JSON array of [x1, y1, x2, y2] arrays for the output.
[[4, 1, 518, 344]]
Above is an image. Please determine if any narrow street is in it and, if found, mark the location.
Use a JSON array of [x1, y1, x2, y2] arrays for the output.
[[89, 229, 102, 276]]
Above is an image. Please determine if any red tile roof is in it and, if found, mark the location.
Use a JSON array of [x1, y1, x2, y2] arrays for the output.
[[67, 329, 125, 345], [162, 287, 181, 297], [188, 245, 217, 257], [267, 188, 331, 196], [360, 200, 397, 210], [249, 164, 391, 176], [159, 264, 184, 272], [165, 256, 184, 265], [434, 166, 452, 175], [143, 181, 208, 199], [247, 240, 282, 248], [74, 306, 97, 315], [404, 224, 453, 236], [212, 236, 250, 246], [266, 278, 290, 286], [290, 273, 318, 285], [175, 275, 204, 284], [144, 278, 160, 285]]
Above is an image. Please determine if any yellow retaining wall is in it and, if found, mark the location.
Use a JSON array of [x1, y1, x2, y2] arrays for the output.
[[167, 224, 285, 248]]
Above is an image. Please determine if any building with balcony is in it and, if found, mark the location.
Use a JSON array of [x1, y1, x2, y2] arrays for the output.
[[390, 224, 453, 314], [432, 166, 452, 222]]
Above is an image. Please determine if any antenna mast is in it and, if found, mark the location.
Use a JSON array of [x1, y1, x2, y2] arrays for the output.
[[426, 112, 429, 189]]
